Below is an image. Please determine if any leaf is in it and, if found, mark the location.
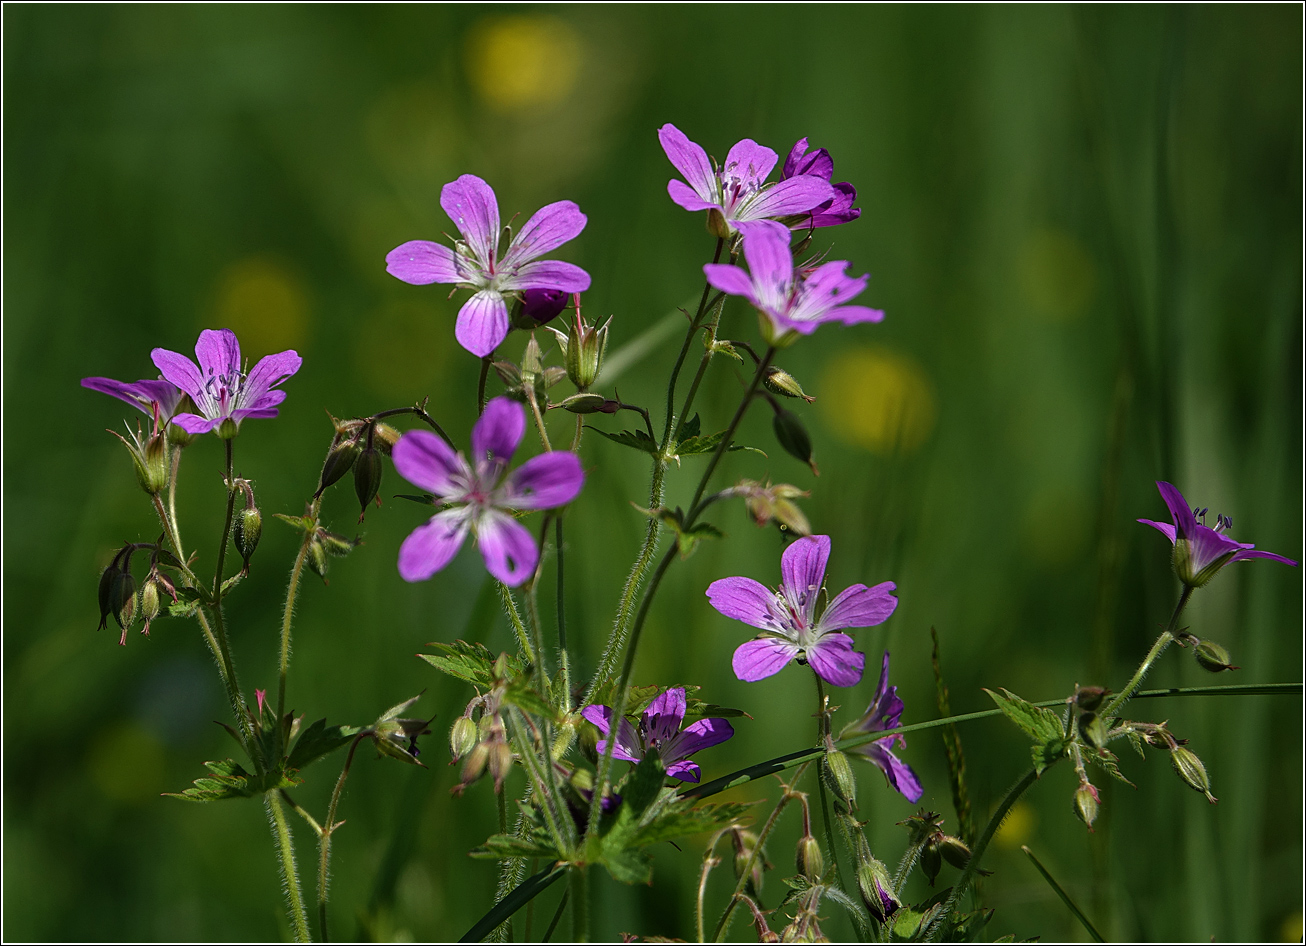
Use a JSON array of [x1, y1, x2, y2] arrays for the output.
[[470, 831, 563, 861], [164, 759, 300, 802], [287, 718, 363, 771], [503, 678, 554, 719], [1031, 737, 1068, 776], [273, 513, 316, 533], [685, 701, 751, 721], [674, 413, 701, 442], [627, 800, 752, 848], [590, 427, 659, 456], [983, 689, 1064, 744], [420, 640, 517, 687], [1086, 747, 1136, 788], [167, 591, 203, 619], [220, 572, 244, 596], [394, 493, 437, 506], [674, 430, 766, 459]]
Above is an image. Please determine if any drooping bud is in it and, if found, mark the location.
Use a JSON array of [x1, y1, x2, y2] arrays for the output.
[[763, 366, 816, 403], [921, 840, 943, 886], [449, 716, 478, 762], [1079, 712, 1108, 751], [233, 485, 262, 573], [856, 857, 901, 923], [1171, 747, 1217, 803], [488, 740, 514, 793], [1073, 781, 1100, 831], [139, 578, 161, 636], [772, 408, 819, 476], [1074, 686, 1109, 712], [97, 559, 121, 631], [823, 750, 857, 811], [938, 835, 972, 870], [111, 567, 137, 637], [1193, 640, 1238, 673], [307, 537, 330, 581], [561, 393, 608, 414], [731, 828, 766, 898], [795, 834, 824, 882], [354, 446, 384, 521], [140, 431, 170, 495], [457, 743, 490, 793], [317, 436, 361, 497]]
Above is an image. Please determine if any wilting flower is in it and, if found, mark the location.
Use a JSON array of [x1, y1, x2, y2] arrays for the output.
[[385, 174, 591, 357], [781, 138, 860, 230], [150, 329, 301, 437], [658, 124, 836, 237], [841, 652, 923, 802], [581, 687, 734, 783], [81, 376, 186, 424], [704, 220, 883, 347], [706, 535, 897, 687], [392, 397, 583, 586], [1138, 481, 1296, 588]]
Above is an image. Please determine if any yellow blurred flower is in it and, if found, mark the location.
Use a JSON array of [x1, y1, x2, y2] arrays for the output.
[[212, 256, 309, 354], [993, 799, 1037, 849], [818, 345, 936, 455], [465, 15, 581, 113]]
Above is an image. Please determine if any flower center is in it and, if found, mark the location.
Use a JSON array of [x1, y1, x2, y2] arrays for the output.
[[1195, 507, 1233, 533]]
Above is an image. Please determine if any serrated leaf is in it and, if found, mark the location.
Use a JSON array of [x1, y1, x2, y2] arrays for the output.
[[686, 701, 751, 721], [419, 640, 516, 687], [287, 718, 363, 771], [590, 427, 659, 456], [168, 593, 202, 619], [164, 758, 300, 803], [273, 513, 316, 533], [674, 413, 701, 442], [675, 429, 767, 458], [220, 572, 244, 596], [627, 800, 752, 848], [503, 679, 554, 719], [1032, 737, 1068, 776], [1087, 747, 1136, 788], [983, 689, 1064, 744], [469, 832, 563, 861]]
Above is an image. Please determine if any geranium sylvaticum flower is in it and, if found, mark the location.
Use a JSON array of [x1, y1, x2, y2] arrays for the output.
[[392, 397, 584, 586], [385, 174, 591, 358], [1138, 481, 1296, 588], [706, 534, 897, 687], [704, 220, 884, 347], [658, 124, 836, 238], [149, 329, 302, 437], [581, 687, 734, 783], [781, 138, 860, 230], [841, 651, 923, 802], [81, 376, 187, 425]]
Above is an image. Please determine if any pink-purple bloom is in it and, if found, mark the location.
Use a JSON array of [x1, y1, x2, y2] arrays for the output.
[[1139, 480, 1297, 588], [781, 138, 860, 230], [392, 397, 584, 587], [706, 535, 898, 688], [704, 220, 883, 346], [81, 376, 186, 424], [842, 652, 923, 802], [149, 329, 301, 437], [385, 174, 591, 358], [658, 124, 836, 236], [581, 687, 734, 784]]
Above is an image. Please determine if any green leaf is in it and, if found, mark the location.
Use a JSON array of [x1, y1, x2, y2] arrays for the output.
[[273, 513, 316, 533], [674, 429, 767, 459], [470, 831, 563, 861], [167, 590, 203, 619], [394, 493, 437, 506], [1086, 747, 1136, 788], [674, 413, 702, 442], [287, 718, 363, 771], [219, 572, 244, 596], [590, 427, 658, 456], [164, 759, 300, 803], [627, 800, 752, 848], [503, 678, 554, 719], [1032, 737, 1068, 776], [420, 640, 518, 687], [685, 700, 751, 721], [984, 688, 1064, 743]]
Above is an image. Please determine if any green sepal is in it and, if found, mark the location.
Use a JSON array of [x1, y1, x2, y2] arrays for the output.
[[167, 589, 204, 618], [220, 572, 244, 596], [273, 513, 316, 533], [287, 718, 363, 771], [589, 427, 659, 456]]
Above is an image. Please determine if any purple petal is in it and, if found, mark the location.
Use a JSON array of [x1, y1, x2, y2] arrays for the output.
[[1156, 481, 1198, 540], [643, 688, 687, 744], [706, 576, 785, 632], [665, 760, 702, 783], [503, 200, 587, 267], [195, 329, 241, 379], [241, 388, 287, 414], [1137, 518, 1178, 544], [732, 638, 799, 682], [668, 180, 721, 213], [398, 509, 469, 582], [581, 705, 641, 762], [789, 260, 869, 324], [859, 740, 923, 802], [860, 651, 905, 731], [502, 260, 591, 294], [722, 139, 778, 188], [171, 412, 219, 435], [393, 428, 467, 497], [738, 221, 795, 311], [782, 138, 810, 179], [232, 406, 281, 421], [454, 290, 510, 358], [440, 174, 500, 266], [738, 177, 837, 221], [1230, 548, 1298, 567], [806, 633, 865, 687], [822, 304, 885, 327], [1188, 526, 1247, 573], [658, 124, 717, 203], [150, 348, 204, 401], [499, 451, 584, 510], [472, 397, 525, 470], [819, 581, 898, 632], [476, 511, 538, 586], [662, 717, 734, 764], [81, 377, 163, 417], [780, 535, 830, 621], [782, 139, 834, 181], [385, 240, 462, 285], [240, 350, 301, 408], [703, 263, 758, 302]]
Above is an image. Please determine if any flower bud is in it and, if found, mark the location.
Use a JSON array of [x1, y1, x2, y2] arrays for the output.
[[488, 741, 514, 793], [938, 835, 971, 870], [517, 287, 570, 327], [140, 578, 161, 636], [111, 568, 137, 634], [139, 432, 170, 495], [921, 840, 943, 886], [1194, 640, 1238, 673], [234, 504, 262, 570], [317, 437, 361, 496], [1073, 781, 1100, 831], [449, 716, 478, 762], [1074, 686, 1109, 712], [98, 561, 120, 631], [373, 422, 401, 455], [492, 360, 522, 388], [167, 417, 197, 448], [598, 399, 621, 414], [561, 393, 608, 414], [1171, 747, 1217, 803], [772, 409, 819, 476], [320, 530, 359, 557], [354, 446, 384, 520], [763, 367, 815, 403], [856, 857, 900, 923], [307, 538, 330, 581], [564, 312, 611, 391], [823, 750, 857, 811], [457, 742, 490, 793], [795, 834, 824, 882], [216, 418, 240, 440], [731, 829, 765, 897]]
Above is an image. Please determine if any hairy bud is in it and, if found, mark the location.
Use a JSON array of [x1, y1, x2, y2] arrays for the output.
[[1073, 781, 1100, 831], [772, 409, 818, 476], [856, 857, 900, 923], [139, 578, 161, 637], [763, 367, 815, 403], [449, 716, 478, 762], [921, 840, 943, 886], [317, 437, 361, 496], [938, 834, 971, 870], [795, 834, 824, 882], [354, 446, 384, 521], [561, 393, 608, 414], [823, 750, 857, 811], [234, 492, 262, 572], [1194, 639, 1238, 673], [1171, 747, 1217, 803]]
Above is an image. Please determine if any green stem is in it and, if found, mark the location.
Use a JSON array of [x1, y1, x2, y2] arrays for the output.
[[570, 864, 590, 943], [215, 439, 237, 596], [1101, 585, 1194, 719], [1021, 845, 1105, 942], [673, 292, 728, 435], [686, 348, 774, 518], [812, 675, 852, 908], [167, 444, 184, 551], [478, 355, 492, 411], [498, 582, 535, 664], [279, 499, 318, 729], [662, 237, 725, 444], [317, 734, 367, 942], [526, 386, 553, 452], [555, 516, 572, 712], [543, 890, 569, 942], [460, 866, 567, 943], [266, 790, 312, 943]]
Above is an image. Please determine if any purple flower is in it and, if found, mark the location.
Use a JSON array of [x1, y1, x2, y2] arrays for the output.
[[706, 535, 897, 688], [703, 220, 884, 346], [1139, 481, 1297, 588], [581, 687, 734, 783], [658, 124, 836, 237], [842, 652, 923, 802], [149, 329, 302, 437], [781, 138, 860, 230], [392, 397, 584, 586], [81, 376, 186, 425], [385, 174, 591, 358]]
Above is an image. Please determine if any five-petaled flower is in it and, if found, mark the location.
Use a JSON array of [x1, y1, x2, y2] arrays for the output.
[[149, 329, 302, 438], [385, 174, 591, 358], [781, 138, 860, 230], [841, 652, 923, 802], [704, 220, 883, 347], [1139, 481, 1296, 588], [658, 124, 837, 238], [581, 687, 734, 783], [392, 397, 584, 586], [706, 534, 897, 687], [81, 376, 187, 426]]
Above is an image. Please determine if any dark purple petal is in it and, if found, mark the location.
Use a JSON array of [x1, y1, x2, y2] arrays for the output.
[[499, 451, 584, 510], [504, 200, 587, 267], [440, 174, 500, 266], [240, 350, 301, 408], [732, 638, 799, 682], [454, 290, 510, 358], [476, 510, 538, 586], [1137, 518, 1178, 544], [171, 412, 220, 435], [856, 740, 923, 802], [1230, 548, 1298, 567], [385, 240, 462, 285], [82, 377, 181, 418], [398, 510, 469, 582], [151, 348, 205, 401], [581, 705, 641, 762], [393, 428, 467, 497], [780, 534, 830, 621], [782, 137, 810, 179], [722, 139, 779, 188], [665, 760, 701, 783], [789, 260, 869, 323], [738, 177, 837, 221], [519, 288, 570, 326], [503, 260, 591, 294], [706, 577, 785, 632], [819, 581, 898, 632], [658, 124, 717, 203], [782, 139, 834, 181], [662, 717, 734, 764], [667, 180, 720, 213], [643, 688, 687, 744], [703, 263, 758, 302], [472, 397, 525, 470], [1156, 481, 1198, 540], [1188, 526, 1246, 574], [806, 633, 865, 688], [195, 329, 241, 380], [859, 652, 905, 732]]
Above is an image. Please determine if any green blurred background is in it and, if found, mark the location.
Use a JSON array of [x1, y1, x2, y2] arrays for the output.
[[4, 5, 1301, 942]]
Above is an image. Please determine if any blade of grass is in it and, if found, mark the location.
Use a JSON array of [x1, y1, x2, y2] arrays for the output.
[[1021, 845, 1105, 942]]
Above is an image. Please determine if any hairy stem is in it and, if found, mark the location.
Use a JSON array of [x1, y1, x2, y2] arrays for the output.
[[1102, 585, 1193, 719], [266, 790, 312, 943], [317, 734, 368, 942], [555, 516, 572, 712], [279, 498, 319, 729], [570, 864, 590, 943], [499, 582, 535, 665]]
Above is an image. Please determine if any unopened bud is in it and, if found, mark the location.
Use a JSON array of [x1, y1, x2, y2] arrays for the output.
[[772, 409, 818, 476], [823, 751, 857, 810], [234, 505, 262, 568], [139, 432, 169, 494], [320, 530, 358, 557], [561, 393, 608, 414], [317, 437, 361, 496], [921, 840, 942, 886], [112, 568, 137, 633], [856, 858, 900, 922], [763, 367, 815, 403], [449, 717, 478, 762], [938, 835, 971, 870], [1074, 686, 1109, 712], [492, 360, 522, 388], [354, 447, 383, 520], [795, 834, 824, 882], [1080, 712, 1108, 751], [1194, 640, 1238, 673], [307, 538, 330, 581], [373, 422, 401, 455], [598, 399, 621, 414], [488, 741, 514, 793], [1073, 782, 1100, 830], [457, 743, 490, 792], [1171, 747, 1217, 803], [517, 287, 570, 328], [731, 829, 765, 897], [98, 561, 120, 631], [140, 578, 161, 634], [564, 313, 610, 391]]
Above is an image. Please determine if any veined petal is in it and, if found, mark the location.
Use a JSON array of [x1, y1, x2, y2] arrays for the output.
[[788, 260, 869, 324], [472, 397, 525, 470], [501, 259, 591, 294], [232, 405, 281, 421], [732, 637, 799, 682], [722, 139, 778, 188], [82, 377, 178, 417], [1188, 527, 1247, 573], [393, 428, 467, 497], [664, 760, 702, 783], [440, 174, 500, 267], [241, 388, 287, 414], [703, 263, 758, 302], [1137, 518, 1178, 543], [385, 240, 462, 285], [240, 350, 301, 408], [856, 740, 923, 802], [1231, 547, 1298, 566], [780, 534, 830, 623], [504, 200, 587, 267], [738, 176, 837, 221], [499, 451, 584, 510], [171, 412, 220, 435], [658, 124, 718, 203], [151, 348, 205, 401], [454, 290, 510, 358], [706, 576, 788, 633], [668, 180, 721, 212], [782, 138, 811, 179], [819, 581, 898, 632], [476, 510, 538, 586], [581, 705, 642, 763], [195, 328, 241, 379], [643, 688, 687, 744], [822, 304, 885, 327], [738, 221, 795, 313], [1156, 481, 1198, 540], [806, 633, 865, 687], [783, 140, 834, 181], [398, 509, 469, 582], [662, 717, 734, 764]]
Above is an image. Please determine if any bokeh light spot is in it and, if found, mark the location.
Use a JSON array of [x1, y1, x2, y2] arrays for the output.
[[818, 345, 937, 455], [88, 723, 165, 803], [212, 257, 309, 354], [465, 15, 581, 113], [1279, 911, 1303, 942], [993, 800, 1037, 849], [1016, 229, 1095, 322]]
